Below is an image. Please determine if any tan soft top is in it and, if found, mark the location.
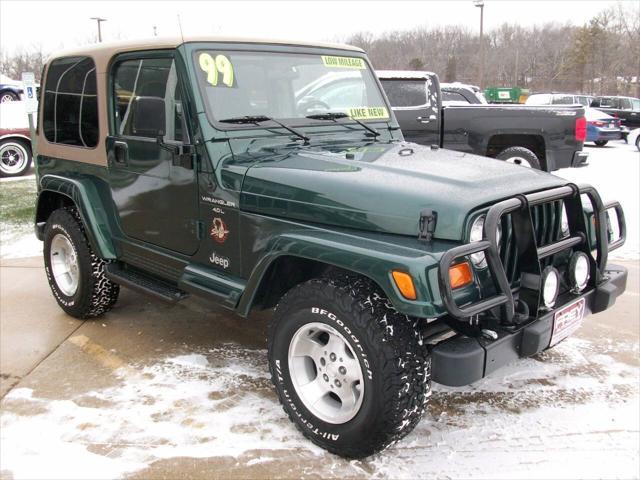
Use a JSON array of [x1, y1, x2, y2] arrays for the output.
[[48, 36, 364, 73], [38, 36, 364, 167]]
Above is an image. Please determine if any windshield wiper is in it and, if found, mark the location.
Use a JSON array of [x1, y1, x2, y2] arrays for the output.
[[306, 112, 380, 138], [219, 115, 309, 143]]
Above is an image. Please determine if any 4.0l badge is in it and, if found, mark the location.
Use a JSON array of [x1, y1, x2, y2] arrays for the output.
[[210, 217, 229, 244]]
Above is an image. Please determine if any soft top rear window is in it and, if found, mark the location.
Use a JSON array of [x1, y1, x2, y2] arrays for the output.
[[43, 56, 98, 148]]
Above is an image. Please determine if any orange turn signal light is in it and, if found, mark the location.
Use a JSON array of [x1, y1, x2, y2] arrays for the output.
[[391, 270, 417, 300], [449, 261, 473, 289]]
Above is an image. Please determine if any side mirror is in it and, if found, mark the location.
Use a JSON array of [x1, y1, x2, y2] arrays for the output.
[[130, 96, 166, 138]]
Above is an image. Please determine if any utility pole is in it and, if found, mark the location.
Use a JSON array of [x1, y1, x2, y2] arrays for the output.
[[474, 0, 485, 89], [90, 17, 107, 42]]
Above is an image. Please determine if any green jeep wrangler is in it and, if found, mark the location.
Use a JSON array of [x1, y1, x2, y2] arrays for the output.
[[34, 37, 627, 458]]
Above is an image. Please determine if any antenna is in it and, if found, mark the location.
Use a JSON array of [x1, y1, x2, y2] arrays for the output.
[[177, 14, 185, 43]]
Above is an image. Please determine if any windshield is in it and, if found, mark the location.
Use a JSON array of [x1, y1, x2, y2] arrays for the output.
[[631, 98, 640, 111], [193, 50, 389, 125]]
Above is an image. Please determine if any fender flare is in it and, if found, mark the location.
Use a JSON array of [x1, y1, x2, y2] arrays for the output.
[[236, 230, 445, 318], [36, 174, 118, 259]]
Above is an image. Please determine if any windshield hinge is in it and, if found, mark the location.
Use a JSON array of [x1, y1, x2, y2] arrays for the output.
[[419, 209, 437, 243]]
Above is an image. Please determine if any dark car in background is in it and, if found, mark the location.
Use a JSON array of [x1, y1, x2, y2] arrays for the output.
[[585, 108, 622, 147], [590, 96, 640, 140], [378, 70, 588, 171], [0, 82, 23, 102]]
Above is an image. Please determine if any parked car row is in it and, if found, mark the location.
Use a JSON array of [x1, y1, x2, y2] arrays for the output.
[[525, 92, 640, 146]]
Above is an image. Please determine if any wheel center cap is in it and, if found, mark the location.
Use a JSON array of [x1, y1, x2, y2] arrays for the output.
[[326, 362, 339, 377]]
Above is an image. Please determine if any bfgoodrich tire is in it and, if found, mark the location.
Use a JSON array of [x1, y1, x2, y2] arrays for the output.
[[43, 207, 119, 319], [496, 146, 542, 169], [268, 275, 430, 458]]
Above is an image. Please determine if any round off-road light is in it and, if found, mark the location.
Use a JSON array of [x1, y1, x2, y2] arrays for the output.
[[541, 267, 560, 308], [569, 251, 590, 292]]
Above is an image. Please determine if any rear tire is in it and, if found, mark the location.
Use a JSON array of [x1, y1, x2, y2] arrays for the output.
[[268, 275, 430, 458], [496, 146, 542, 170], [636, 135, 639, 152], [44, 207, 119, 319], [594, 140, 608, 147]]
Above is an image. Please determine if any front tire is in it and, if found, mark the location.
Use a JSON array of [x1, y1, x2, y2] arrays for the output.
[[594, 140, 608, 147], [495, 146, 542, 170], [0, 139, 32, 177], [44, 207, 119, 319], [268, 275, 430, 458]]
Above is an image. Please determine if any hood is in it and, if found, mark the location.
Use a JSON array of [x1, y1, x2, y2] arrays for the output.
[[236, 141, 566, 241]]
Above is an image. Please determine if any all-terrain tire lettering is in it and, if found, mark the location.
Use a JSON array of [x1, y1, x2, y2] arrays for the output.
[[267, 273, 430, 458], [44, 207, 119, 319]]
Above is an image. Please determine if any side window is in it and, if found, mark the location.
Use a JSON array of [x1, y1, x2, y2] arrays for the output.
[[43, 56, 98, 147], [619, 98, 632, 110], [551, 96, 574, 105], [600, 97, 615, 108], [380, 80, 428, 108], [112, 57, 184, 142], [442, 91, 470, 104]]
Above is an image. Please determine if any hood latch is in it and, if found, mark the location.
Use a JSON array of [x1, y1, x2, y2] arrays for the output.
[[419, 209, 437, 243]]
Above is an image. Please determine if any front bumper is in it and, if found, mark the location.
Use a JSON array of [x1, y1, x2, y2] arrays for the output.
[[433, 184, 627, 386], [431, 264, 627, 386]]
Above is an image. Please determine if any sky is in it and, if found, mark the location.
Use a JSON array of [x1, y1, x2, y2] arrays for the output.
[[0, 0, 632, 55]]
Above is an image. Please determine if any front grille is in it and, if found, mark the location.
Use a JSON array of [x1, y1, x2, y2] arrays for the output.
[[499, 200, 566, 285]]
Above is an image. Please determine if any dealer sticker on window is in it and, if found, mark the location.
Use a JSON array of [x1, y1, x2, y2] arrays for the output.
[[348, 107, 389, 120], [321, 55, 366, 69], [550, 297, 586, 347]]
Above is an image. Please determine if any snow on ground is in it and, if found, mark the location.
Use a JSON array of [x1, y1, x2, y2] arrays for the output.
[[1, 337, 638, 479], [556, 141, 639, 260]]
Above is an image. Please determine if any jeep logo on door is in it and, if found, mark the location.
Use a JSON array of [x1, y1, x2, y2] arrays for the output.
[[210, 217, 229, 244]]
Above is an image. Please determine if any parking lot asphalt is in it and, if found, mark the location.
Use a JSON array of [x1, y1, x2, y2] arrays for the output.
[[1, 255, 638, 479]]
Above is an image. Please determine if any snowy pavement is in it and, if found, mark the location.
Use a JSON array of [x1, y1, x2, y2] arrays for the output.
[[0, 141, 638, 479]]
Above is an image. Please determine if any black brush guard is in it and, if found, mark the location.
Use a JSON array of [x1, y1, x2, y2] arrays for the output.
[[437, 183, 626, 322], [432, 183, 627, 387]]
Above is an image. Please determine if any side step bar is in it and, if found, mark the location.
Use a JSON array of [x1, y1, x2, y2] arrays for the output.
[[105, 263, 188, 303]]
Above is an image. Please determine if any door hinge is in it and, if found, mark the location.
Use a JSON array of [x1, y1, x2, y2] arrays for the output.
[[419, 209, 437, 243], [195, 220, 206, 240]]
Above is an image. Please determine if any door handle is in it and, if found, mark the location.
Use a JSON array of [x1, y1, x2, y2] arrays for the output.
[[114, 141, 128, 165], [416, 116, 431, 124]]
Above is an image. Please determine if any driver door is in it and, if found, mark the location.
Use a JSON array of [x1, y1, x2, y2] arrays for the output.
[[107, 52, 200, 255]]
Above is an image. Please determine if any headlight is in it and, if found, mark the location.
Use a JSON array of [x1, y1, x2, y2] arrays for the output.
[[561, 204, 570, 238], [468, 215, 502, 269]]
